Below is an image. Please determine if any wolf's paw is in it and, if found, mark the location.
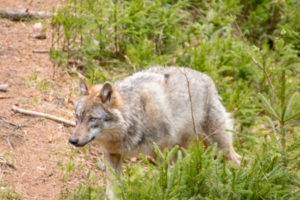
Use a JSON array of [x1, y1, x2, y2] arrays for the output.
[[227, 149, 241, 165]]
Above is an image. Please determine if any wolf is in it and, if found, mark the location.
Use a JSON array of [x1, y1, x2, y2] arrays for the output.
[[69, 66, 241, 198]]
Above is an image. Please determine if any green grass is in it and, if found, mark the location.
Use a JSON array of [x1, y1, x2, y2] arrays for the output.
[[53, 0, 300, 199], [0, 183, 22, 200]]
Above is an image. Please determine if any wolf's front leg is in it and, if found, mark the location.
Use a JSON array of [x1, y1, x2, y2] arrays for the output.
[[105, 153, 122, 200]]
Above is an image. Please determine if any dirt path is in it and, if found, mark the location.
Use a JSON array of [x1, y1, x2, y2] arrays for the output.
[[0, 1, 103, 199]]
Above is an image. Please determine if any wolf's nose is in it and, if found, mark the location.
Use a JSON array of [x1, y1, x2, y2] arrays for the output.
[[69, 137, 79, 145]]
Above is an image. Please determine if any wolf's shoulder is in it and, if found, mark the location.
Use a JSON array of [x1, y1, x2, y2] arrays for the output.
[[120, 66, 209, 81], [116, 67, 165, 89], [116, 66, 213, 92], [146, 66, 211, 80]]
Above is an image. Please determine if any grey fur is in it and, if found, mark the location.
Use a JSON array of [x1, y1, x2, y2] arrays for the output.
[[70, 66, 241, 199]]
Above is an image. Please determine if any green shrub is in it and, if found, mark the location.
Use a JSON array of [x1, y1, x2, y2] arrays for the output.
[[54, 0, 300, 199]]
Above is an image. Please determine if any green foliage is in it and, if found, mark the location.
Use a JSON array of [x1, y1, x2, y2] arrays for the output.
[[54, 0, 300, 199], [0, 183, 22, 200], [115, 142, 300, 200], [62, 141, 300, 200], [59, 178, 105, 200]]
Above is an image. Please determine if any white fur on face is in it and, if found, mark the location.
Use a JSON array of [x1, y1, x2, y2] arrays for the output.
[[89, 125, 101, 139], [84, 108, 125, 142]]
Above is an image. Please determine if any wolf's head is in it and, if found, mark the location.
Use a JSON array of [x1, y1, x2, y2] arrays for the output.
[[69, 79, 124, 147]]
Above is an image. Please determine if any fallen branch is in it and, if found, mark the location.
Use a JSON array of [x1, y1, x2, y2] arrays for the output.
[[0, 96, 13, 99], [12, 105, 75, 127], [0, 157, 16, 170], [0, 8, 54, 21], [0, 84, 9, 92], [32, 49, 49, 54]]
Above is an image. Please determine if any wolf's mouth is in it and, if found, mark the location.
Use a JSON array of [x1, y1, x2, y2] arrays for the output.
[[74, 136, 95, 147], [89, 136, 96, 142]]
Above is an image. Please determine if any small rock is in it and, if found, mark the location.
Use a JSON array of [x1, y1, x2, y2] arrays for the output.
[[97, 160, 105, 171], [130, 157, 138, 162], [33, 22, 43, 32]]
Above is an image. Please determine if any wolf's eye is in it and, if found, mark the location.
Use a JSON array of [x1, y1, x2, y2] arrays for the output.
[[104, 116, 113, 121], [89, 117, 98, 122], [91, 124, 99, 129]]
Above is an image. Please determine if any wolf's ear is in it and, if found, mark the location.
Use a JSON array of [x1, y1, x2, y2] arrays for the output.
[[100, 82, 114, 105], [79, 79, 90, 96]]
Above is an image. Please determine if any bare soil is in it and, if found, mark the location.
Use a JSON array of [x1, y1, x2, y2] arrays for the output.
[[0, 1, 103, 199]]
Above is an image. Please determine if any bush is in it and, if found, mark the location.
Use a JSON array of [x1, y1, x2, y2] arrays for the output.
[[54, 0, 300, 199]]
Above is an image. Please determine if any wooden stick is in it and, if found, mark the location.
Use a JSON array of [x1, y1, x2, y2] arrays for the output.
[[0, 8, 54, 21], [0, 158, 16, 170], [32, 49, 49, 54], [0, 96, 13, 99], [69, 66, 85, 79], [177, 68, 208, 149], [12, 105, 75, 127], [0, 84, 8, 92], [124, 55, 136, 71]]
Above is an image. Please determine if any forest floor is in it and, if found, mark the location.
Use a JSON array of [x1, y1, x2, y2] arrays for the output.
[[0, 1, 103, 199]]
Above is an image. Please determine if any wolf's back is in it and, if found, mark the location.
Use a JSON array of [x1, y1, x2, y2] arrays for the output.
[[114, 66, 222, 153], [147, 66, 219, 134]]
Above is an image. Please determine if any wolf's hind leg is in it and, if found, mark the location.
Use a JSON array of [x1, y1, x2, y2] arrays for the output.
[[207, 122, 240, 164], [204, 106, 241, 165]]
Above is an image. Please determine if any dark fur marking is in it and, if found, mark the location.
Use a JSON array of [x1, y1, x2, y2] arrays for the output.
[[140, 96, 147, 112], [138, 128, 156, 146], [79, 111, 87, 123], [127, 123, 137, 137], [126, 121, 157, 148], [164, 73, 170, 83], [124, 113, 169, 150], [160, 121, 170, 136]]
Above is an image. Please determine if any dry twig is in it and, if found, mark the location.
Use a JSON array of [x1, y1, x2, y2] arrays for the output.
[[0, 117, 25, 129], [0, 157, 16, 170], [178, 68, 208, 148], [179, 68, 197, 135], [0, 8, 54, 21], [0, 96, 13, 99], [233, 21, 275, 101], [32, 49, 49, 54], [12, 105, 75, 126], [124, 55, 136, 71]]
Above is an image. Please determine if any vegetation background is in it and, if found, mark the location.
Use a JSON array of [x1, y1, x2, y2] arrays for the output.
[[50, 0, 300, 199]]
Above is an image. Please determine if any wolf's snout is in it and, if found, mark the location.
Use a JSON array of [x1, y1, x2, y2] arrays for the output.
[[69, 137, 79, 145]]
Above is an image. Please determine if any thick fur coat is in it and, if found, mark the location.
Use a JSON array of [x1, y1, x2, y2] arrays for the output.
[[70, 66, 240, 198]]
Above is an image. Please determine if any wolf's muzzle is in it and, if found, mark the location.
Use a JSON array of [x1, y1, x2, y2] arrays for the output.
[[69, 136, 96, 147], [69, 137, 79, 145]]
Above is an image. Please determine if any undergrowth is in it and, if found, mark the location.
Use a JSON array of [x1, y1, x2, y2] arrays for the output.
[[53, 0, 300, 199], [0, 182, 22, 200]]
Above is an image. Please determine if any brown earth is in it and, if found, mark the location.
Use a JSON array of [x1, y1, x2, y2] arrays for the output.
[[0, 1, 104, 199]]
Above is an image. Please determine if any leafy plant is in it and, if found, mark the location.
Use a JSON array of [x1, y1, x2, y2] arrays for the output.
[[54, 0, 300, 199]]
